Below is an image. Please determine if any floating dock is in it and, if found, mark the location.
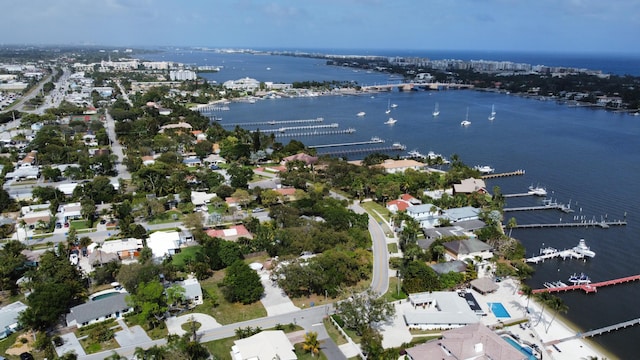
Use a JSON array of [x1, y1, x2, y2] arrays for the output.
[[532, 274, 640, 294], [504, 201, 574, 213]]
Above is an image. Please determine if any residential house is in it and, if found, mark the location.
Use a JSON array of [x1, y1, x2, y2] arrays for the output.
[[406, 203, 441, 228], [60, 202, 83, 223], [182, 156, 202, 167], [403, 292, 479, 330], [442, 206, 481, 223], [386, 194, 420, 213], [281, 152, 318, 166], [231, 330, 297, 360], [179, 275, 203, 305], [66, 293, 133, 328], [92, 238, 142, 260], [206, 225, 253, 242], [442, 238, 493, 262], [191, 191, 217, 208], [147, 231, 182, 259], [375, 159, 425, 174], [0, 301, 28, 339], [405, 323, 525, 360], [453, 178, 487, 195], [274, 187, 297, 202]]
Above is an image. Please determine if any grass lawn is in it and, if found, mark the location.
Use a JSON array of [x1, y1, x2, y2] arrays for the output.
[[197, 274, 267, 325], [294, 343, 328, 359], [148, 210, 183, 225], [171, 245, 202, 268], [70, 220, 90, 230], [359, 201, 393, 234], [323, 318, 347, 345], [381, 276, 408, 303], [124, 316, 168, 340], [387, 242, 398, 253]]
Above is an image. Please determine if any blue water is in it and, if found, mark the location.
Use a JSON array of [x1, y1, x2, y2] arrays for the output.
[[91, 292, 119, 301], [489, 302, 511, 318], [141, 50, 640, 359], [502, 336, 537, 360]]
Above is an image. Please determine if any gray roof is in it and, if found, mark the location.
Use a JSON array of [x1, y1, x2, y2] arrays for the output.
[[443, 206, 480, 221], [406, 203, 438, 215], [66, 293, 130, 325], [443, 238, 492, 256], [0, 301, 27, 330], [417, 238, 436, 250], [453, 219, 487, 231], [421, 226, 467, 240]]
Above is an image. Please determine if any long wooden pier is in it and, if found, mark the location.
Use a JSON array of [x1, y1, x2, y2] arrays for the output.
[[309, 138, 384, 148], [222, 117, 324, 127], [319, 144, 406, 156], [546, 317, 640, 346], [513, 220, 626, 229], [274, 129, 355, 137], [504, 203, 574, 213], [525, 248, 586, 264], [532, 274, 640, 294], [481, 170, 525, 179]]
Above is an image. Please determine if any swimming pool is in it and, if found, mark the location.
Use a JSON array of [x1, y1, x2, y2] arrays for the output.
[[502, 336, 537, 360], [90, 290, 121, 301], [488, 302, 511, 318]]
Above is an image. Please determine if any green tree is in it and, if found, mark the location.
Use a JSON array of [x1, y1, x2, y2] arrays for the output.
[[302, 331, 321, 357], [401, 260, 440, 293], [335, 289, 395, 336], [0, 240, 27, 293], [220, 260, 264, 304], [545, 295, 569, 333], [130, 280, 168, 328]]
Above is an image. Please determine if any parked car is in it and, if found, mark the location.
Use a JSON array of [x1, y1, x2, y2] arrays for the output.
[[252, 207, 265, 213], [64, 222, 70, 228]]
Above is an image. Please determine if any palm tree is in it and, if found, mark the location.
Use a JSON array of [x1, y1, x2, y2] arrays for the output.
[[302, 331, 321, 357], [546, 295, 569, 333], [521, 284, 533, 315], [535, 292, 552, 326], [507, 217, 517, 238]]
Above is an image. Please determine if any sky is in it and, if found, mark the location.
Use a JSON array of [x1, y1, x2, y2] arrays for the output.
[[2, 0, 640, 54]]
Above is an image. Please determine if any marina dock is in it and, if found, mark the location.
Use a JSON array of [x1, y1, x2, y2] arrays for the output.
[[504, 202, 574, 213], [274, 129, 355, 137], [525, 247, 588, 264], [532, 274, 640, 294], [481, 170, 525, 179]]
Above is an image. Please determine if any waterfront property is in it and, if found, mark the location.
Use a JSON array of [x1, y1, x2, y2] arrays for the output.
[[403, 292, 480, 330], [231, 330, 296, 360], [404, 323, 525, 360], [442, 238, 494, 262]]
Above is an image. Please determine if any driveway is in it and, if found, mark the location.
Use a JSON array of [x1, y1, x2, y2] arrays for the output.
[[258, 270, 300, 316], [114, 319, 152, 347], [166, 313, 221, 336], [56, 333, 87, 358]]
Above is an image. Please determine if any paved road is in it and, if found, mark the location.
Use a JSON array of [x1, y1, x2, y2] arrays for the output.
[[105, 109, 131, 180]]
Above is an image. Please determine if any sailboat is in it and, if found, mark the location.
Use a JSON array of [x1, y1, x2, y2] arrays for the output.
[[385, 99, 391, 114], [432, 102, 440, 117], [461, 107, 471, 126], [488, 104, 496, 120]]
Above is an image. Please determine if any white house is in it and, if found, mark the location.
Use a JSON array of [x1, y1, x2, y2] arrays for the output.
[[180, 275, 203, 305], [442, 238, 493, 262], [403, 292, 479, 330], [231, 330, 296, 360], [0, 301, 28, 339], [406, 203, 441, 228], [147, 230, 182, 258]]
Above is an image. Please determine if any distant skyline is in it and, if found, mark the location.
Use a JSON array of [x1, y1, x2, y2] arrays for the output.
[[2, 0, 640, 55]]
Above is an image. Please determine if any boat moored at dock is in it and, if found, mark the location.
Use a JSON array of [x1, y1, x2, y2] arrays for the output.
[[569, 273, 592, 285], [573, 239, 596, 258]]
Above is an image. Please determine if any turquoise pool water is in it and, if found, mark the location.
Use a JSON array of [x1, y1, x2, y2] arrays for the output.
[[91, 292, 119, 301], [502, 336, 537, 360], [488, 302, 511, 318]]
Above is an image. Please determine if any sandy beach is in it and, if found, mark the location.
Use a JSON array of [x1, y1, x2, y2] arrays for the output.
[[477, 277, 610, 360]]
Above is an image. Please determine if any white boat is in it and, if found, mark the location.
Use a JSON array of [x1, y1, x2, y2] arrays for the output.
[[474, 165, 495, 174], [392, 142, 406, 150], [385, 99, 391, 114], [432, 102, 440, 117], [528, 184, 548, 197], [461, 107, 471, 126], [573, 239, 596, 258], [384, 117, 397, 125], [488, 104, 496, 120], [408, 150, 426, 159], [391, 103, 398, 108], [568, 273, 591, 285], [357, 111, 366, 117], [370, 136, 384, 143]]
